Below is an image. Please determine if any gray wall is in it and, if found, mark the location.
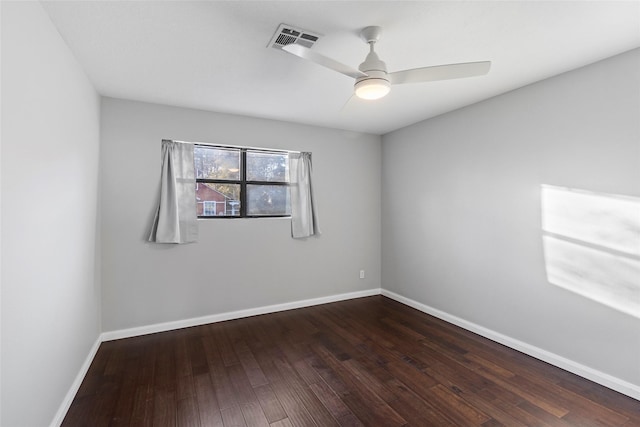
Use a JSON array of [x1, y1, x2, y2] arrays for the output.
[[1, 2, 102, 426], [100, 98, 381, 332], [382, 48, 640, 387]]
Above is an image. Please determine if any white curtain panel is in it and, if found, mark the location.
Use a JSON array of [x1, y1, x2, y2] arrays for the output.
[[289, 152, 321, 238], [148, 140, 198, 243]]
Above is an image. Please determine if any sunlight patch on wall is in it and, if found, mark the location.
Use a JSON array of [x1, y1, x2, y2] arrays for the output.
[[541, 185, 640, 318]]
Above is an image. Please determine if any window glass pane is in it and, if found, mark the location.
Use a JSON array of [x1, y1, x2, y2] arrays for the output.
[[246, 151, 289, 182], [194, 146, 240, 180], [196, 183, 241, 216], [247, 185, 290, 216]]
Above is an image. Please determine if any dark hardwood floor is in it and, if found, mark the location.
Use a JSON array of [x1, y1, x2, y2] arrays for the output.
[[63, 296, 640, 426]]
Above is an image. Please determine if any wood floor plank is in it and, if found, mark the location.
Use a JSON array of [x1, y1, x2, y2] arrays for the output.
[[341, 357, 398, 404], [154, 339, 178, 393], [227, 362, 261, 405], [130, 342, 158, 425], [234, 340, 270, 388], [189, 332, 210, 376], [240, 401, 271, 427], [176, 371, 197, 402], [307, 379, 353, 420], [194, 373, 224, 427], [557, 376, 640, 422], [204, 338, 241, 411], [254, 384, 288, 423], [220, 405, 247, 427], [383, 358, 439, 397], [270, 418, 294, 427], [216, 323, 241, 367], [383, 377, 459, 426], [510, 374, 629, 425], [516, 400, 577, 426], [60, 395, 97, 427], [335, 412, 365, 427], [272, 355, 340, 426], [107, 350, 140, 425], [177, 395, 201, 427], [311, 343, 407, 427], [428, 383, 492, 425], [152, 389, 177, 426], [481, 384, 568, 427], [292, 358, 323, 386], [269, 379, 319, 427], [463, 352, 516, 379], [458, 387, 532, 427], [62, 296, 640, 426]]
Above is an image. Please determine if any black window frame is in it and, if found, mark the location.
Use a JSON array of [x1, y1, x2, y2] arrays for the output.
[[195, 144, 291, 219]]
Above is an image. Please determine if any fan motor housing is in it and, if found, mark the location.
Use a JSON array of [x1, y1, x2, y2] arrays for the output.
[[355, 69, 388, 83]]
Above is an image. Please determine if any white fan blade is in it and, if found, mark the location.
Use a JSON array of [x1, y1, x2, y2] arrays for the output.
[[389, 61, 491, 85], [282, 44, 367, 79]]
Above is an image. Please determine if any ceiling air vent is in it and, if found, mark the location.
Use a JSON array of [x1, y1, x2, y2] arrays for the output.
[[268, 23, 321, 50]]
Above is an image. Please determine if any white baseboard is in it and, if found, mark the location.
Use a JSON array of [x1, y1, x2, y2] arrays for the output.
[[53, 288, 380, 426], [101, 288, 381, 341], [50, 336, 102, 427], [54, 286, 638, 427], [381, 289, 640, 401]]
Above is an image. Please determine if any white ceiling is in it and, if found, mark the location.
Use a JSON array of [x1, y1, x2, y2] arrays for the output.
[[41, 1, 640, 135]]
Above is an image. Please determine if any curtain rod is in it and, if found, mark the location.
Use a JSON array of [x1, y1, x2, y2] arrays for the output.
[[163, 139, 302, 154]]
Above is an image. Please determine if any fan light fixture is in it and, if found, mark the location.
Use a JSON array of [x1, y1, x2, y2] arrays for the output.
[[354, 78, 391, 100], [281, 25, 491, 103]]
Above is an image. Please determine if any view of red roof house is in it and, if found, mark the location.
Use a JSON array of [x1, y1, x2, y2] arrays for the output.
[[195, 183, 239, 216]]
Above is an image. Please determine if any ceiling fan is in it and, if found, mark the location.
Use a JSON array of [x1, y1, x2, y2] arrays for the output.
[[282, 26, 491, 100]]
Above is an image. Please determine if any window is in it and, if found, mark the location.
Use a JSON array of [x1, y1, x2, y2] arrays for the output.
[[194, 145, 291, 218], [202, 200, 225, 216]]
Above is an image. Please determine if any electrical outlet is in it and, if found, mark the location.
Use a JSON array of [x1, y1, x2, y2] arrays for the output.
[[359, 270, 365, 279]]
